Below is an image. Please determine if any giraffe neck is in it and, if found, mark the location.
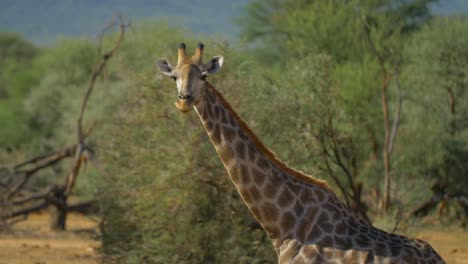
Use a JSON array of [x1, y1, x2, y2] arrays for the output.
[[193, 83, 342, 244]]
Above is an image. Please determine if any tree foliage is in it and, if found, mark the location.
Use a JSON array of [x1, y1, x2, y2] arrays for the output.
[[0, 33, 40, 147], [401, 17, 468, 194], [2, 2, 468, 263]]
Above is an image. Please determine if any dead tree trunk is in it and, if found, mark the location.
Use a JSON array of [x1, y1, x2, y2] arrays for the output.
[[49, 186, 67, 230], [0, 16, 128, 231]]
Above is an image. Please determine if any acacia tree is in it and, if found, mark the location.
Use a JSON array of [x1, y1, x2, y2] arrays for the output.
[[403, 17, 468, 219], [0, 33, 40, 147], [240, 0, 436, 214]]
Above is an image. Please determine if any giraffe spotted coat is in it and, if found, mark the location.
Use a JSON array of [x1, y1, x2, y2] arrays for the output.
[[156, 43, 445, 264]]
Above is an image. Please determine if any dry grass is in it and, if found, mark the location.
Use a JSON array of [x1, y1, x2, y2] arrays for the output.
[[0, 212, 100, 264], [0, 212, 466, 263], [416, 228, 468, 264]]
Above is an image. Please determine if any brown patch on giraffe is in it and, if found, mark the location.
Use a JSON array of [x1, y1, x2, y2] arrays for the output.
[[205, 121, 214, 130], [228, 113, 236, 127], [249, 206, 262, 222], [323, 203, 342, 219], [314, 189, 325, 202], [287, 182, 303, 194], [221, 126, 236, 142], [220, 108, 228, 124], [307, 225, 323, 242], [249, 185, 261, 201], [359, 224, 370, 234], [271, 170, 283, 183], [238, 164, 250, 184], [263, 224, 280, 238], [205, 97, 214, 119], [302, 206, 319, 222], [260, 202, 279, 223], [334, 220, 346, 234], [251, 167, 266, 186], [257, 157, 269, 170], [238, 129, 248, 141], [296, 219, 311, 242], [219, 144, 235, 164], [207, 88, 216, 104], [293, 200, 304, 218], [375, 242, 389, 257], [277, 186, 295, 208], [334, 235, 350, 249], [348, 216, 359, 228], [206, 84, 332, 191], [214, 105, 221, 120], [280, 211, 296, 232], [388, 232, 400, 241], [355, 234, 371, 248], [263, 182, 278, 199], [229, 163, 240, 183], [389, 244, 402, 257], [201, 106, 208, 119], [316, 212, 333, 234], [300, 189, 316, 204], [235, 141, 246, 160], [239, 187, 252, 204], [247, 144, 256, 161], [212, 124, 221, 144]]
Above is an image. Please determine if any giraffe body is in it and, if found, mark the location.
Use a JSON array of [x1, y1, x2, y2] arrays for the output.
[[155, 43, 445, 264]]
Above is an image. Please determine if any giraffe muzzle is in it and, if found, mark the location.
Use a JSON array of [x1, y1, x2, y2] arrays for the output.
[[175, 100, 192, 113]]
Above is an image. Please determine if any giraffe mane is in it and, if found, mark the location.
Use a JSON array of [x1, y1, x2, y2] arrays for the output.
[[207, 83, 332, 191]]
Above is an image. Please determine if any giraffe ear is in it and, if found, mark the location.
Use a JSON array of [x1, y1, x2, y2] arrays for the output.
[[202, 56, 224, 76], [155, 58, 175, 77]]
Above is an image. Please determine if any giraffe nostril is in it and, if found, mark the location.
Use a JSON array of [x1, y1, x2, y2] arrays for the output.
[[178, 94, 183, 100], [186, 94, 192, 101]]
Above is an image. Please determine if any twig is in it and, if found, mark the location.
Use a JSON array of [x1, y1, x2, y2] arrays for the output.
[[10, 186, 55, 205], [70, 15, 129, 195], [6, 201, 49, 219], [388, 57, 403, 157], [77, 15, 130, 142], [5, 145, 76, 200], [10, 145, 76, 172]]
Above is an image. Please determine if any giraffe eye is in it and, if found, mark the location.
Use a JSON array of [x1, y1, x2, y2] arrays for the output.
[[201, 75, 207, 81], [171, 76, 177, 81]]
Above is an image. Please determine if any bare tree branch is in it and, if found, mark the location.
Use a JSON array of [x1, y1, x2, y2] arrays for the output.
[[389, 59, 403, 157], [77, 14, 130, 142], [69, 15, 129, 196], [0, 15, 128, 229], [4, 145, 76, 200]]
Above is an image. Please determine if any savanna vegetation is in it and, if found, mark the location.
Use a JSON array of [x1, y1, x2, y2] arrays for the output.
[[1, 0, 467, 263]]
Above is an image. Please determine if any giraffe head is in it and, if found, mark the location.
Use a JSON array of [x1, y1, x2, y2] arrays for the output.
[[156, 43, 224, 113]]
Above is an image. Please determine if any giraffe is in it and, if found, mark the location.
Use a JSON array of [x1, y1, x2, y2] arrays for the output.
[[155, 43, 445, 264]]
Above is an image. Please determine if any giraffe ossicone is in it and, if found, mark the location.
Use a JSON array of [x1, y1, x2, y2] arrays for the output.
[[155, 43, 445, 263]]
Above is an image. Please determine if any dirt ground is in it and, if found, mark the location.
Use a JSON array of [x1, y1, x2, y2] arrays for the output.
[[0, 213, 467, 264], [0, 212, 100, 264], [415, 228, 468, 264]]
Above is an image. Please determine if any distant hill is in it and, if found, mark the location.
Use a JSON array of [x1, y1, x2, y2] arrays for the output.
[[0, 0, 249, 44], [432, 0, 468, 15], [0, 0, 466, 44]]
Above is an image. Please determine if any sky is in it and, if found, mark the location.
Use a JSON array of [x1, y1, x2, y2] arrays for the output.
[[0, 0, 466, 44]]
